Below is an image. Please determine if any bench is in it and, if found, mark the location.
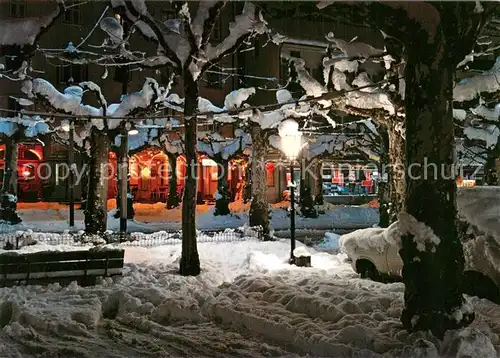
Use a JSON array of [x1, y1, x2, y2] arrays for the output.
[[0, 247, 125, 287]]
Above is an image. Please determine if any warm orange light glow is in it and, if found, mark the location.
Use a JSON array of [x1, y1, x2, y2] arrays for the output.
[[28, 149, 43, 160], [140, 167, 151, 178], [458, 179, 476, 187], [22, 170, 31, 177]]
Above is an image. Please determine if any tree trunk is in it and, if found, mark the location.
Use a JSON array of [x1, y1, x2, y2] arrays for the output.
[[299, 156, 317, 218], [249, 125, 271, 239], [214, 155, 230, 216], [78, 155, 89, 210], [243, 163, 251, 204], [400, 41, 472, 338], [314, 159, 324, 206], [0, 137, 21, 224], [378, 125, 391, 228], [180, 73, 201, 276], [483, 153, 499, 185], [384, 123, 406, 226], [496, 158, 500, 185], [166, 152, 180, 209], [84, 128, 110, 234]]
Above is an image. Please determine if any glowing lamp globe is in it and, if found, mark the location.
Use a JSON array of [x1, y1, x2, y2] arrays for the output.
[[278, 119, 302, 161]]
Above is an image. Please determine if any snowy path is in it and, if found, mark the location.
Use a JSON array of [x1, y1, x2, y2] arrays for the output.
[[1, 240, 499, 357], [3, 202, 379, 234]]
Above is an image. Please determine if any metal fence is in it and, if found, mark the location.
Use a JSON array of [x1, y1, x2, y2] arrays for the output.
[[0, 226, 264, 250]]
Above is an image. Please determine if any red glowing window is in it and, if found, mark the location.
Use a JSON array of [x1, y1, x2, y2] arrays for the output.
[[266, 162, 275, 187], [362, 171, 373, 187]]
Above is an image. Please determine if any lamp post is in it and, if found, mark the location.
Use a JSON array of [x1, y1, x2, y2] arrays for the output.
[[67, 121, 75, 227], [278, 119, 303, 265], [118, 127, 138, 237]]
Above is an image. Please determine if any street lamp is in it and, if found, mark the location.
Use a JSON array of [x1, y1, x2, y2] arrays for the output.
[[279, 119, 303, 265]]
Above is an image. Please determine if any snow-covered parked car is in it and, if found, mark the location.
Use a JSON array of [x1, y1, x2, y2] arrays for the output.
[[340, 187, 500, 303]]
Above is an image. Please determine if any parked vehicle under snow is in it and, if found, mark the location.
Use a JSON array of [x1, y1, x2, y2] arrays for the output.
[[340, 186, 500, 303]]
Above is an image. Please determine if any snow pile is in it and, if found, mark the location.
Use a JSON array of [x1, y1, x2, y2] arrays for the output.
[[316, 232, 341, 250], [0, 239, 499, 356], [293, 246, 311, 257], [442, 327, 497, 358]]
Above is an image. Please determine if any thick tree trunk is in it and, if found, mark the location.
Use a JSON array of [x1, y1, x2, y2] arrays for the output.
[[314, 159, 324, 206], [0, 137, 21, 224], [180, 73, 201, 276], [249, 125, 270, 239], [84, 129, 110, 234], [378, 125, 390, 228], [214, 155, 230, 216], [400, 41, 472, 338], [166, 152, 180, 209], [299, 156, 317, 218]]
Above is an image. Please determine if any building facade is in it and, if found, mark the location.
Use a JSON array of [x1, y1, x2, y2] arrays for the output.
[[0, 1, 381, 205]]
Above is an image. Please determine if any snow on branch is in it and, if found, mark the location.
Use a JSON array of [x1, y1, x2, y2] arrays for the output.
[[454, 56, 500, 102], [464, 125, 500, 149], [198, 129, 250, 160], [25, 77, 169, 132], [115, 126, 159, 151], [160, 131, 184, 155], [0, 3, 62, 47], [457, 103, 500, 149], [205, 3, 268, 62], [111, 0, 183, 68], [27, 78, 101, 117], [192, 1, 225, 49], [107, 77, 167, 129], [285, 54, 397, 116], [397, 212, 441, 252], [0, 116, 50, 138], [162, 87, 256, 122], [325, 32, 385, 59]]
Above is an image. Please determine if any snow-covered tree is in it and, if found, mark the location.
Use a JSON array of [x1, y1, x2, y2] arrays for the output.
[[0, 116, 50, 223], [453, 61, 500, 185], [0, 1, 62, 224], [159, 127, 184, 209], [24, 77, 169, 234], [198, 129, 250, 216], [261, 1, 495, 336], [109, 0, 269, 275]]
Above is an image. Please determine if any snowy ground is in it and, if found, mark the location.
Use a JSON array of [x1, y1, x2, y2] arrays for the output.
[[1, 239, 499, 357], [1, 201, 379, 234]]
